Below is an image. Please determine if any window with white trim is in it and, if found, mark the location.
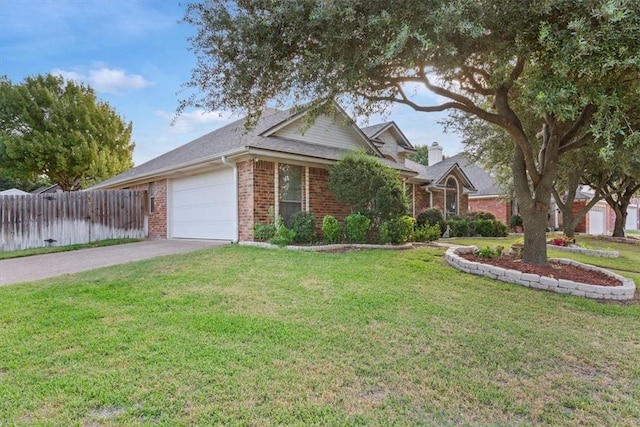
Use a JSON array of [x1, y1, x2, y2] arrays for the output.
[[279, 163, 302, 225], [445, 177, 457, 218], [149, 182, 156, 213]]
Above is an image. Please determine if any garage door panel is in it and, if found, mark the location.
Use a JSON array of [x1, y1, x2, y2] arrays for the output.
[[589, 208, 605, 235], [626, 206, 638, 231], [170, 169, 236, 240]]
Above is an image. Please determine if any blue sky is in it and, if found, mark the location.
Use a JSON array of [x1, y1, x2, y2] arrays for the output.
[[1, 0, 462, 165]]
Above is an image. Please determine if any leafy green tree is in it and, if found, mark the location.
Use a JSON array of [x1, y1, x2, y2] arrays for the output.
[[181, 1, 640, 265], [328, 151, 408, 225], [409, 145, 430, 166], [0, 167, 51, 192], [0, 74, 134, 191]]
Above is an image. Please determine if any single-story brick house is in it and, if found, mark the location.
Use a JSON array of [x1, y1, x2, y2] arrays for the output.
[[93, 104, 477, 242]]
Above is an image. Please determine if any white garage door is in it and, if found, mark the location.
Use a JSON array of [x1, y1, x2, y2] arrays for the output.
[[626, 206, 638, 231], [588, 207, 606, 235], [170, 169, 236, 240]]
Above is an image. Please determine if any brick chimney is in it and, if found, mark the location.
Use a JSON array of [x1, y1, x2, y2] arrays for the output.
[[428, 142, 443, 165]]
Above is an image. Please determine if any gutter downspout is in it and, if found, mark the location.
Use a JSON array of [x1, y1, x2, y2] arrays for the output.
[[221, 156, 239, 243]]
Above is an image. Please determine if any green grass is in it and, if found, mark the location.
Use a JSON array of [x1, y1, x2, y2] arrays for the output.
[[0, 238, 141, 260], [1, 245, 639, 425]]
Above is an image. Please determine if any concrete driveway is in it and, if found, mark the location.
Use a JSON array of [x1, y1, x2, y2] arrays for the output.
[[0, 239, 228, 286]]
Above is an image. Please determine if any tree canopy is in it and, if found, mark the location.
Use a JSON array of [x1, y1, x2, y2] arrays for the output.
[[182, 0, 640, 264], [0, 74, 134, 191]]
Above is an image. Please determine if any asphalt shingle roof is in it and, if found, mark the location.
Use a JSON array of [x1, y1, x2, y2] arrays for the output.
[[95, 107, 414, 188]]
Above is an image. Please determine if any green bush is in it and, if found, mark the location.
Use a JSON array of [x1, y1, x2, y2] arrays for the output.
[[476, 246, 503, 258], [493, 221, 508, 237], [322, 215, 343, 244], [328, 151, 408, 225], [448, 218, 508, 237], [416, 208, 447, 235], [290, 211, 316, 244], [380, 215, 415, 244], [268, 216, 296, 246], [509, 214, 523, 230], [475, 219, 495, 237], [345, 213, 371, 243], [467, 210, 497, 221], [413, 224, 441, 242], [253, 223, 277, 241], [448, 219, 469, 237]]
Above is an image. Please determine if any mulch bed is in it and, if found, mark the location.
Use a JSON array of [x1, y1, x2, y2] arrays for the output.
[[460, 254, 622, 287]]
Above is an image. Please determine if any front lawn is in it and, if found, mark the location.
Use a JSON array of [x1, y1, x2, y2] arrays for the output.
[[1, 246, 639, 425]]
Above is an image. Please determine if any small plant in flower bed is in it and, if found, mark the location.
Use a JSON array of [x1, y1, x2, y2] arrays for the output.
[[413, 223, 441, 242], [476, 245, 504, 259]]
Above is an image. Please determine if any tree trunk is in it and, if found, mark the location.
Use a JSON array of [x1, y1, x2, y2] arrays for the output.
[[511, 145, 554, 266], [612, 210, 627, 237]]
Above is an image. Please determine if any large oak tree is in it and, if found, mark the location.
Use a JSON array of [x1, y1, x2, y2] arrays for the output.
[[0, 74, 134, 191], [181, 0, 640, 265]]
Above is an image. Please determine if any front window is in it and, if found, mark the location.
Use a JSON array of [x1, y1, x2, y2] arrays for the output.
[[149, 182, 156, 213], [445, 177, 457, 218], [279, 164, 302, 225]]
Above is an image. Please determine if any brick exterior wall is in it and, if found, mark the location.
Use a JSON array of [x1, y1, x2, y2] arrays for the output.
[[238, 161, 255, 241], [572, 200, 588, 233], [469, 197, 512, 223], [253, 160, 276, 226], [308, 166, 352, 230], [413, 185, 430, 215], [130, 180, 167, 238]]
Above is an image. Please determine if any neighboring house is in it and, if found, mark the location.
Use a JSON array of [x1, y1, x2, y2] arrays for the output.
[[93, 104, 476, 242], [31, 184, 63, 194], [0, 188, 30, 196], [576, 189, 639, 235]]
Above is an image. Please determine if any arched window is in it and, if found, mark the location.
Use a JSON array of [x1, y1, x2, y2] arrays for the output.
[[445, 177, 458, 218]]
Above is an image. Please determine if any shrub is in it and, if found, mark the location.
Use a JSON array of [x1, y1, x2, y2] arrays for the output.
[[328, 151, 408, 225], [476, 246, 503, 258], [322, 215, 343, 244], [448, 219, 469, 237], [467, 210, 497, 221], [475, 219, 495, 237], [509, 214, 523, 230], [253, 223, 277, 241], [290, 211, 316, 244], [416, 208, 447, 235], [345, 212, 371, 243], [413, 224, 441, 242], [268, 216, 295, 246], [493, 221, 508, 237], [380, 215, 415, 244]]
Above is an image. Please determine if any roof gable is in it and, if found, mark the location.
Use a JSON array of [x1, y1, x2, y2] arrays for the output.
[[265, 104, 382, 156], [362, 121, 414, 150]]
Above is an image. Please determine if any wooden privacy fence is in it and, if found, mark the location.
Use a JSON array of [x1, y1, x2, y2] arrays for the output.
[[0, 190, 148, 252]]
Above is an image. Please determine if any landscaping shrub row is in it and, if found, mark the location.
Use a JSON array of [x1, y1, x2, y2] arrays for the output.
[[254, 211, 441, 246], [417, 208, 508, 238]]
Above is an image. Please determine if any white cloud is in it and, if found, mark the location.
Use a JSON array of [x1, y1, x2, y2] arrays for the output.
[[51, 66, 151, 93], [156, 109, 238, 134]]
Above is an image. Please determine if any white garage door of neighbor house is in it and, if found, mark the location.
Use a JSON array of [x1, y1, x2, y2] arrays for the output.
[[170, 169, 236, 240], [589, 207, 606, 235], [626, 206, 639, 231]]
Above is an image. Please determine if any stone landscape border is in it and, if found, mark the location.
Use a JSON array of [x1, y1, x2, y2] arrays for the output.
[[239, 241, 415, 251], [445, 246, 635, 301], [547, 244, 619, 258]]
